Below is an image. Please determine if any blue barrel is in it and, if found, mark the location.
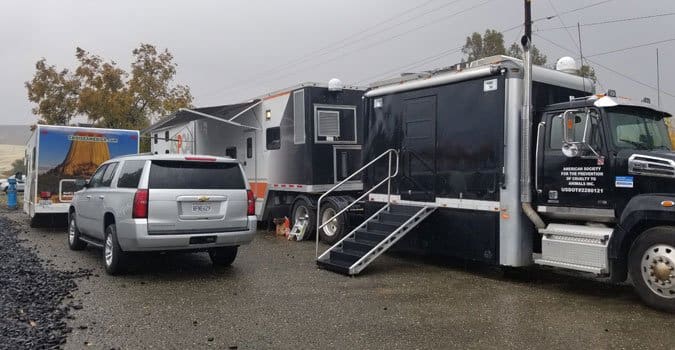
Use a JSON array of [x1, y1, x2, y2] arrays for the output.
[[7, 177, 17, 210]]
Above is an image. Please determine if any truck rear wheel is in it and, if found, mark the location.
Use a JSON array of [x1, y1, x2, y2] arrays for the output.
[[319, 201, 345, 245], [628, 226, 675, 312], [291, 197, 316, 240]]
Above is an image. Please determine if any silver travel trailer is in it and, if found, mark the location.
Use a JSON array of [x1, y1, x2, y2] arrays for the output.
[[316, 55, 675, 312], [146, 81, 366, 243]]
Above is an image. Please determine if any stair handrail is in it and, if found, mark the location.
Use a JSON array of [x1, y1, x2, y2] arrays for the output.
[[316, 148, 399, 257]]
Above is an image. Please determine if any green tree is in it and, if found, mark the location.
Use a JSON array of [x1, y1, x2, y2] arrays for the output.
[[461, 29, 506, 62], [506, 43, 548, 66], [579, 64, 598, 83], [26, 43, 193, 130]]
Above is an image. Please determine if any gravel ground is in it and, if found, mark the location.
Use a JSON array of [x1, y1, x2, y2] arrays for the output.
[[1, 207, 675, 349], [0, 215, 89, 349]]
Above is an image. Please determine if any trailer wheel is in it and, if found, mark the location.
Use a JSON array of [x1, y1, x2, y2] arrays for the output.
[[628, 226, 675, 312], [319, 200, 346, 245], [291, 197, 316, 240]]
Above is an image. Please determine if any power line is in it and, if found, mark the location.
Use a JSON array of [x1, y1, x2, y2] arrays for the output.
[[534, 33, 675, 99], [533, 0, 614, 22], [546, 0, 580, 51], [198, 0, 464, 99], [586, 38, 675, 58], [203, 0, 497, 99], [538, 12, 675, 31]]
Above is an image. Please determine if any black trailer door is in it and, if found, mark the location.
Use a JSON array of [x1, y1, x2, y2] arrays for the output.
[[400, 95, 437, 202]]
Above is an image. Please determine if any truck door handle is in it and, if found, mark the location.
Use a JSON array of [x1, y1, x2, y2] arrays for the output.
[[98, 195, 105, 200]]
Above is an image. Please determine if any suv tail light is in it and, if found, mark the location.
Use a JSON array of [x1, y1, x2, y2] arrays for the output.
[[133, 189, 149, 218], [247, 190, 255, 216]]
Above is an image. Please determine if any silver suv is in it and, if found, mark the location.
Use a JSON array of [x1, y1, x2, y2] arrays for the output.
[[68, 154, 256, 274]]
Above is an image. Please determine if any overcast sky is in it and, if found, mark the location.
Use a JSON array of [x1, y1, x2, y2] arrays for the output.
[[1, 0, 674, 125]]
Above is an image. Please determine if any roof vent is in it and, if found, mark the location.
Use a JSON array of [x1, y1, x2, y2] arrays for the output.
[[328, 78, 344, 92], [555, 56, 578, 74]]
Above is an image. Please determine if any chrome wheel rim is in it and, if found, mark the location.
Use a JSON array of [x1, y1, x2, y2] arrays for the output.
[[321, 208, 338, 237], [641, 244, 675, 299], [293, 205, 308, 224], [68, 219, 75, 244], [105, 234, 113, 267]]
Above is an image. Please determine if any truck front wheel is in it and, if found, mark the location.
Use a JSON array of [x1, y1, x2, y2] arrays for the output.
[[628, 226, 675, 312]]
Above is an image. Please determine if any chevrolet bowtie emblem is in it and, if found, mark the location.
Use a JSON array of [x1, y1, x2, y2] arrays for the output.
[[198, 196, 209, 202]]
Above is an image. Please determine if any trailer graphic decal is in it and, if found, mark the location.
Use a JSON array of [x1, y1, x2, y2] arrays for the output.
[[37, 127, 138, 203]]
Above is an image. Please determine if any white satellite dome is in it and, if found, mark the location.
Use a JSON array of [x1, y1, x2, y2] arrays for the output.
[[328, 78, 344, 92], [555, 56, 578, 74]]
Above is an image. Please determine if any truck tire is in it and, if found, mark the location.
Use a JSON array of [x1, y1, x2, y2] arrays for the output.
[[319, 199, 346, 245], [628, 226, 675, 312], [67, 214, 87, 251], [104, 224, 126, 275], [209, 246, 238, 267], [291, 197, 316, 240]]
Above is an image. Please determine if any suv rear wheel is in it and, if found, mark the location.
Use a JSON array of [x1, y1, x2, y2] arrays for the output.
[[104, 224, 126, 275], [68, 214, 87, 250], [628, 226, 675, 312], [209, 246, 238, 267]]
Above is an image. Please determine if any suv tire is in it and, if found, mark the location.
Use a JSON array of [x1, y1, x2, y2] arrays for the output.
[[104, 224, 126, 275], [209, 246, 238, 267], [628, 226, 675, 313], [68, 214, 87, 250]]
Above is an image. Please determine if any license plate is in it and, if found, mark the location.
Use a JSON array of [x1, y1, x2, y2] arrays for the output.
[[192, 204, 211, 213]]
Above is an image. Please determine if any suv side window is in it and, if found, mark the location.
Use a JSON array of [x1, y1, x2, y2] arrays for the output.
[[117, 160, 146, 188], [100, 162, 118, 188], [89, 164, 108, 188]]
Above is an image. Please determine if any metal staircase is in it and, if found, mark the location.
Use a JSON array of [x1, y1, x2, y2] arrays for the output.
[[315, 149, 437, 275], [317, 204, 436, 275]]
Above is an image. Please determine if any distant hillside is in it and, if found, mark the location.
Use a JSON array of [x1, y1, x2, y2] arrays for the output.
[[0, 144, 25, 175], [0, 125, 32, 145]]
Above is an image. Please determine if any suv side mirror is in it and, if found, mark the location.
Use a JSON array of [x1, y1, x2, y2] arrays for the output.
[[75, 179, 88, 188]]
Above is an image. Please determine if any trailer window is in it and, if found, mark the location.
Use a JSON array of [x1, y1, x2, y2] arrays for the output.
[[149, 161, 245, 189], [266, 127, 280, 150], [164, 131, 169, 142], [293, 90, 305, 144], [117, 160, 146, 188], [154, 134, 158, 144], [247, 137, 253, 158], [225, 147, 237, 159]]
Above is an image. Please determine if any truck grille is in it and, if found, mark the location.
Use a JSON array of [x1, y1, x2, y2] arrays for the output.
[[628, 154, 675, 178]]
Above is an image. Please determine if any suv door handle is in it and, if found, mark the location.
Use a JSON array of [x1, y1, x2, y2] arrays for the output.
[[98, 195, 105, 200], [85, 195, 92, 200]]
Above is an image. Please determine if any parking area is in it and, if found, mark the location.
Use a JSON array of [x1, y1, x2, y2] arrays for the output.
[[2, 208, 675, 350]]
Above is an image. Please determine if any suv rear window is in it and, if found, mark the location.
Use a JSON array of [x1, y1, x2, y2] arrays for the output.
[[148, 160, 245, 189]]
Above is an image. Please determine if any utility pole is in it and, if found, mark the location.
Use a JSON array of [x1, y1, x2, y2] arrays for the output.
[[657, 48, 661, 108]]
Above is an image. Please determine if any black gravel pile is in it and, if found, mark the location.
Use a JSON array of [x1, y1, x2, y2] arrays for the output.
[[0, 218, 90, 349]]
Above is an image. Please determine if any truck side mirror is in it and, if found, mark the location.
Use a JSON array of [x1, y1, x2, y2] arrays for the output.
[[562, 110, 580, 144]]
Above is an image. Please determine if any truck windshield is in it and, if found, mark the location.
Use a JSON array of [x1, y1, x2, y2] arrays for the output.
[[606, 107, 672, 151]]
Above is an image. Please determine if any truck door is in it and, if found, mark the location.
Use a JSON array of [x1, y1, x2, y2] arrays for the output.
[[400, 95, 437, 202], [537, 109, 612, 209]]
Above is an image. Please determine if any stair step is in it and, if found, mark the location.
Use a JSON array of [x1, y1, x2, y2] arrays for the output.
[[354, 229, 388, 243], [316, 258, 351, 275], [342, 237, 378, 253], [367, 221, 399, 233], [330, 248, 365, 264], [389, 205, 423, 215], [378, 212, 412, 224]]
